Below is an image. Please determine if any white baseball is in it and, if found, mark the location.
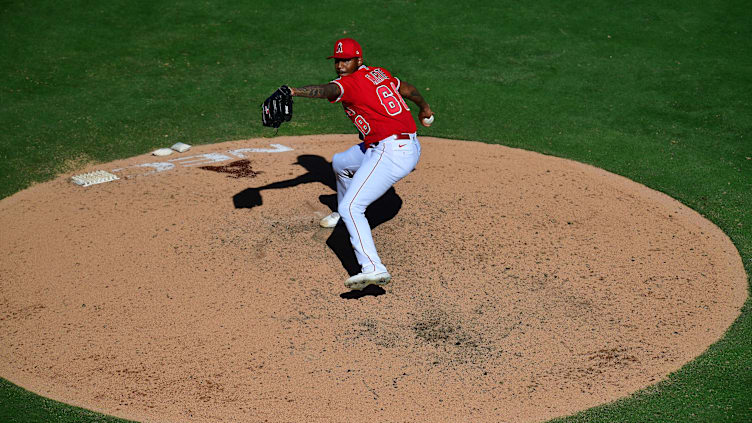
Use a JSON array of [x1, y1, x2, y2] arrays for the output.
[[422, 115, 434, 126]]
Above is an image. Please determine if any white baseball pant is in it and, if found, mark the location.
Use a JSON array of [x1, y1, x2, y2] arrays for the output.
[[333, 133, 421, 274]]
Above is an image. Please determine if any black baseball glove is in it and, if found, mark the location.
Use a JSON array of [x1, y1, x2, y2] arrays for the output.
[[261, 85, 293, 128]]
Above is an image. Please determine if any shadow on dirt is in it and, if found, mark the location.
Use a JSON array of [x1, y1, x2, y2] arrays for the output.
[[232, 155, 335, 209], [232, 154, 402, 283], [340, 285, 387, 299]]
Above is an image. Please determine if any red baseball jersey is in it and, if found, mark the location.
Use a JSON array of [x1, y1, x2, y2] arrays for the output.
[[330, 66, 417, 144]]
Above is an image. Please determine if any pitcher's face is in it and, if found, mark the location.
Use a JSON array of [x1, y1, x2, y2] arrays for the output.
[[335, 57, 362, 77]]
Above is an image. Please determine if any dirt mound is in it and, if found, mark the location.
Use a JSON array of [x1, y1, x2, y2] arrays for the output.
[[0, 135, 746, 422]]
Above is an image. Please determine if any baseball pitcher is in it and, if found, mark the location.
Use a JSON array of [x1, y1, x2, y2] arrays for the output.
[[262, 38, 434, 291]]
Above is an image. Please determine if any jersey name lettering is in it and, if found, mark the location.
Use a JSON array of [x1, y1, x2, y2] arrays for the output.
[[365, 68, 389, 85], [333, 65, 417, 142]]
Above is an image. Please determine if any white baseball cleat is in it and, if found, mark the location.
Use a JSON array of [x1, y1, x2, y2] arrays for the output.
[[344, 271, 391, 291], [319, 212, 341, 228]]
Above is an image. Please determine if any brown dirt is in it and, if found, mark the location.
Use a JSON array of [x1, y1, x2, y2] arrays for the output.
[[0, 135, 746, 423]]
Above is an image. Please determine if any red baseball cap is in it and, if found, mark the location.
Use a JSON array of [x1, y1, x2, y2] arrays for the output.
[[327, 38, 363, 59]]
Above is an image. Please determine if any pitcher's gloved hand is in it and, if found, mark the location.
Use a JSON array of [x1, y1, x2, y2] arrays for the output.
[[261, 85, 293, 128]]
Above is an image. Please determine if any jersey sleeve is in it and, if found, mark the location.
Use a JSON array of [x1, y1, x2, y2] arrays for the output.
[[329, 75, 358, 104], [329, 79, 345, 103]]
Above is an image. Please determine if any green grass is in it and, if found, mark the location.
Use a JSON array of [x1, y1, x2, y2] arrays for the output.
[[1, 0, 750, 421], [0, 378, 132, 423]]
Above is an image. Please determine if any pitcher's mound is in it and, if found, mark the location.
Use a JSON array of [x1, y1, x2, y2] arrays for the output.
[[0, 135, 746, 423]]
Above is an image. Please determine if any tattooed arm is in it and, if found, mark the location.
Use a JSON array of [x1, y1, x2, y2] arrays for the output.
[[398, 81, 433, 124], [290, 84, 341, 102]]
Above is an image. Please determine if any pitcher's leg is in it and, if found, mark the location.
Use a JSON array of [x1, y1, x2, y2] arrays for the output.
[[332, 143, 367, 205], [319, 144, 366, 228], [338, 144, 411, 274]]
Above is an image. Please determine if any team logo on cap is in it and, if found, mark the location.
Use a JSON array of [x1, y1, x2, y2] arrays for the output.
[[336, 42, 343, 54]]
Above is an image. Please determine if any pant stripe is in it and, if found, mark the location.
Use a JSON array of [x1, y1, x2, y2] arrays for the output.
[[346, 146, 386, 271]]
